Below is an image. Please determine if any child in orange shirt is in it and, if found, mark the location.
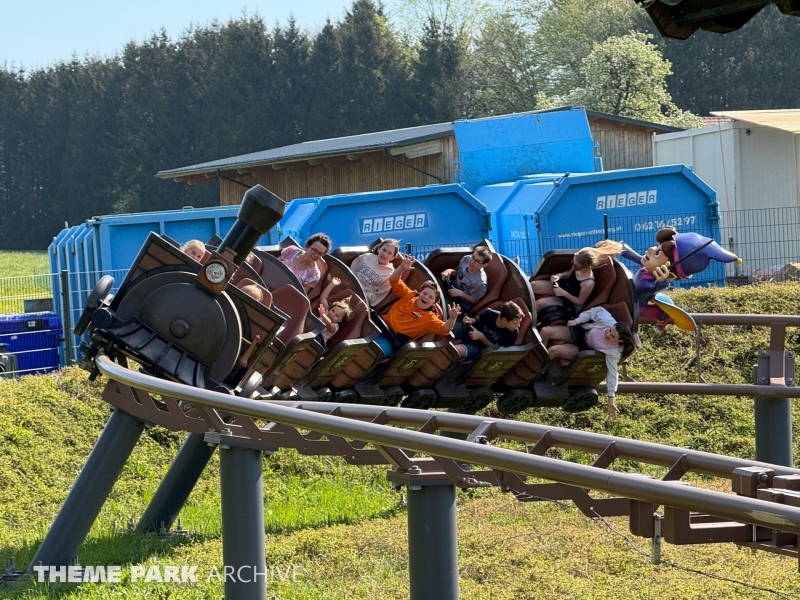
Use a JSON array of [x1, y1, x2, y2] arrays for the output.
[[383, 255, 460, 344]]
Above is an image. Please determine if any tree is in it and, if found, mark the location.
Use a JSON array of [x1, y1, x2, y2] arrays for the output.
[[410, 16, 469, 123], [661, 3, 800, 113], [390, 0, 492, 42], [567, 33, 703, 127], [337, 0, 412, 133], [533, 0, 651, 95], [472, 10, 546, 115]]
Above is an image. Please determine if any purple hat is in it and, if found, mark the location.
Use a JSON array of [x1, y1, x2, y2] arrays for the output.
[[671, 231, 741, 278]]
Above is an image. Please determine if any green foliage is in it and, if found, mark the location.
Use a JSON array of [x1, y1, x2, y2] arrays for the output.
[[662, 3, 800, 115], [565, 32, 703, 127], [0, 252, 49, 277], [472, 10, 545, 115]]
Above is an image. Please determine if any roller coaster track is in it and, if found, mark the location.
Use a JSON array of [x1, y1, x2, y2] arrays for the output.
[[94, 354, 800, 535], [27, 353, 800, 600]]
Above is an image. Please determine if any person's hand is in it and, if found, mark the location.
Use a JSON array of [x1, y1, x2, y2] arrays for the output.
[[553, 286, 567, 297], [468, 325, 484, 341], [441, 269, 454, 280], [462, 315, 476, 325], [316, 304, 326, 318], [607, 397, 619, 420], [331, 276, 341, 286], [550, 274, 560, 283], [652, 263, 671, 282], [566, 319, 577, 326], [448, 303, 461, 319], [401, 255, 416, 271], [449, 288, 463, 298]]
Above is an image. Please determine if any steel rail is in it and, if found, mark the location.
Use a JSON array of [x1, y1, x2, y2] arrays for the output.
[[599, 381, 800, 398], [690, 314, 800, 326], [262, 401, 800, 479], [96, 354, 800, 534]]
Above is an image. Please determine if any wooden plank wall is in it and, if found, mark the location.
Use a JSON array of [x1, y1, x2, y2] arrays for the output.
[[219, 137, 459, 206], [588, 119, 655, 171]]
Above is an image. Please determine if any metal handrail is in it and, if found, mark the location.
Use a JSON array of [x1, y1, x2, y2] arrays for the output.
[[96, 354, 800, 534]]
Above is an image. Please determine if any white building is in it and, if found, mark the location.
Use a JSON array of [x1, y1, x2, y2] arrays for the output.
[[653, 109, 800, 279]]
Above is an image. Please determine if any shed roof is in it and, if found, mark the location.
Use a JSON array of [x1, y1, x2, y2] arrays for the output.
[[157, 122, 454, 180], [157, 107, 682, 181], [711, 109, 800, 135]]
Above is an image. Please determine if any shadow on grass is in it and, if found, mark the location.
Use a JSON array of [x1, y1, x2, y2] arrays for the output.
[[1, 529, 216, 593]]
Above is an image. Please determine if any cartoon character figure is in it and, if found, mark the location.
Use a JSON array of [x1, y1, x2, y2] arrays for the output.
[[619, 227, 741, 330]]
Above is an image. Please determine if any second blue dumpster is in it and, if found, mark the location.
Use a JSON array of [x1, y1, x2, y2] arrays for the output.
[[278, 184, 492, 261], [473, 164, 725, 285]]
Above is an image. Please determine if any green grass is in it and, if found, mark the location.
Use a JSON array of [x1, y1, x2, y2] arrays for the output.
[[0, 251, 53, 314], [0, 252, 50, 277], [3, 282, 800, 598]]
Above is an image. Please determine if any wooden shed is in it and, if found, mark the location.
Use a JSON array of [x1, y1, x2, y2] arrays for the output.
[[157, 108, 680, 206]]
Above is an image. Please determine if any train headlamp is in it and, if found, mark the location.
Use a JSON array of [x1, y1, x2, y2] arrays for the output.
[[205, 262, 227, 284]]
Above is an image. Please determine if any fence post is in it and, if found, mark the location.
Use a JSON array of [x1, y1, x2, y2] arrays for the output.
[[59, 270, 74, 366], [752, 323, 794, 467]]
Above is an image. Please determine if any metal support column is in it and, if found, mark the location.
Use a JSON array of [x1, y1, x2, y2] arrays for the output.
[[390, 468, 459, 600], [29, 409, 145, 570], [136, 432, 215, 533], [753, 323, 795, 467], [210, 431, 271, 600]]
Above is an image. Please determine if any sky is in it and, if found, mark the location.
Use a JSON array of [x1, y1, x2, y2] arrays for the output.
[[0, 0, 370, 70]]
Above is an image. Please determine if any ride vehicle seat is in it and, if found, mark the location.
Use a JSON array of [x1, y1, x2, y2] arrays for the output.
[[466, 249, 508, 316], [325, 289, 369, 347], [233, 278, 273, 308], [271, 284, 311, 343]]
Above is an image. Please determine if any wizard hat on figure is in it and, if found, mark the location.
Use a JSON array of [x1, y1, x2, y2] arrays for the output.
[[658, 227, 741, 279]]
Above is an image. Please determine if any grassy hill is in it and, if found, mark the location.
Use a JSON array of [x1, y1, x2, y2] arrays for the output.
[[3, 283, 800, 598]]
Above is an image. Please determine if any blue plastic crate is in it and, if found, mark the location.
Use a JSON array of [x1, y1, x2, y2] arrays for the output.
[[0, 312, 62, 334], [0, 311, 62, 376], [13, 347, 60, 375], [0, 330, 62, 353]]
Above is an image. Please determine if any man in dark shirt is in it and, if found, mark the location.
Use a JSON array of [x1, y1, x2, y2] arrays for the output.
[[451, 301, 524, 359]]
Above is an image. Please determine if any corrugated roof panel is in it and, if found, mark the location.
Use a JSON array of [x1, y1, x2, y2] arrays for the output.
[[157, 122, 454, 178], [711, 109, 800, 135]]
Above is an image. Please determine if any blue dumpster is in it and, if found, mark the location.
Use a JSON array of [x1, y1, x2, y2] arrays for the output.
[[473, 164, 723, 284], [278, 184, 492, 261], [454, 108, 600, 191]]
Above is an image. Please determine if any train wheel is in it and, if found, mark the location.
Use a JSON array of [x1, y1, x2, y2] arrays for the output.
[[496, 389, 534, 416], [332, 389, 357, 403], [74, 275, 115, 336], [381, 386, 404, 407], [561, 387, 599, 413], [239, 371, 263, 398], [457, 388, 494, 414], [401, 389, 437, 410]]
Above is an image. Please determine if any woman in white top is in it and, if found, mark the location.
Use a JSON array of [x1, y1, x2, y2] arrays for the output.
[[350, 239, 399, 307], [540, 306, 638, 419]]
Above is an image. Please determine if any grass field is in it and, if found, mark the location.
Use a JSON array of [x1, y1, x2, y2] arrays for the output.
[[3, 279, 800, 598], [0, 252, 53, 314]]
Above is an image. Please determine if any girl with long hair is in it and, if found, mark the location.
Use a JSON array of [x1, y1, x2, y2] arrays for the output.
[[532, 241, 622, 325], [540, 305, 638, 419]]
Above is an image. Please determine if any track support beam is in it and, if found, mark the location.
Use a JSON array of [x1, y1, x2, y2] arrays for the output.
[[28, 409, 145, 571]]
